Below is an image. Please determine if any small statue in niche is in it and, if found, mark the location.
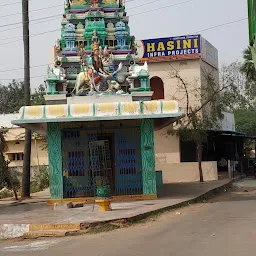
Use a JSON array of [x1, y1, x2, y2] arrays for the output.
[[65, 0, 72, 8], [79, 46, 87, 66], [102, 47, 113, 69], [55, 39, 62, 55], [90, 0, 99, 7], [91, 30, 99, 44], [91, 50, 104, 74]]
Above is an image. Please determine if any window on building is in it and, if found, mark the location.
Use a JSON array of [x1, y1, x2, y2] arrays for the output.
[[150, 77, 165, 100], [10, 153, 24, 161]]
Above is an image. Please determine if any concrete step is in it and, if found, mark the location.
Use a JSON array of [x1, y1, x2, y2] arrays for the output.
[[29, 223, 81, 232], [23, 230, 79, 239]]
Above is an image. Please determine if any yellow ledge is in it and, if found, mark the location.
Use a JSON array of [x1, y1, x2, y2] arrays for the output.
[[47, 194, 158, 206], [29, 223, 81, 232]]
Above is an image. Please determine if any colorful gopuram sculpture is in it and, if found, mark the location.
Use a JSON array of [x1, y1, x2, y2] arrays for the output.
[[46, 0, 151, 96]]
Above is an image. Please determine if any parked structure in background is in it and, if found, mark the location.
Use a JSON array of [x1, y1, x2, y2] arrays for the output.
[[248, 0, 256, 67], [1, 114, 48, 175], [136, 34, 223, 182]]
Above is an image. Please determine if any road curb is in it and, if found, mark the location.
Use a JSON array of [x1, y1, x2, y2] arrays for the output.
[[0, 180, 232, 239], [80, 180, 233, 229]]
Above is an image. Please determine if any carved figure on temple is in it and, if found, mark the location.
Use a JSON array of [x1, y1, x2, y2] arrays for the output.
[[130, 36, 138, 55], [91, 42, 104, 73], [73, 31, 129, 96], [74, 66, 94, 95], [102, 47, 113, 68], [74, 60, 125, 95], [65, 0, 72, 8], [91, 30, 99, 44], [90, 0, 99, 7], [55, 39, 62, 55]]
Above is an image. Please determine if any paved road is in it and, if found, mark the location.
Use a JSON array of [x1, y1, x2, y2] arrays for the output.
[[1, 186, 256, 256]]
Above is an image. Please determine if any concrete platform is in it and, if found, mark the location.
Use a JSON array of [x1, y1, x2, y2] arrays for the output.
[[0, 180, 231, 239]]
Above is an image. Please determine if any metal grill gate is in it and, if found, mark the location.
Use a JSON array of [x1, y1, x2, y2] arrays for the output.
[[115, 128, 143, 195], [62, 130, 93, 198], [62, 127, 143, 198]]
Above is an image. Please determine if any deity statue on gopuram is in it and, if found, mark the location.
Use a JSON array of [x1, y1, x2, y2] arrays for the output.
[[47, 0, 151, 97], [90, 0, 99, 7]]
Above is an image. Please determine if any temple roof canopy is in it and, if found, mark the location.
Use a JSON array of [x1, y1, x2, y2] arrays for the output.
[[12, 100, 182, 134]]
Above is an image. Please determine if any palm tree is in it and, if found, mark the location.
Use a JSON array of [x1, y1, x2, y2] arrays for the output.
[[240, 46, 256, 82]]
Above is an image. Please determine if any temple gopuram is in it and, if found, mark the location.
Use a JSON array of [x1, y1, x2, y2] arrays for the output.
[[46, 0, 144, 100], [12, 0, 182, 206]]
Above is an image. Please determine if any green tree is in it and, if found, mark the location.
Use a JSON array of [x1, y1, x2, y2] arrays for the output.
[[220, 62, 249, 111], [219, 61, 256, 136], [31, 84, 46, 106], [0, 81, 45, 114], [168, 67, 231, 182], [234, 109, 256, 136], [0, 130, 20, 200]]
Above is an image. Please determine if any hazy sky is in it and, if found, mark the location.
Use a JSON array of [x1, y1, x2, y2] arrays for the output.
[[0, 0, 249, 90]]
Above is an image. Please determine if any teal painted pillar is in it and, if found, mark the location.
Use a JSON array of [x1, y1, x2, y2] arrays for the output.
[[141, 119, 157, 195], [47, 123, 63, 199]]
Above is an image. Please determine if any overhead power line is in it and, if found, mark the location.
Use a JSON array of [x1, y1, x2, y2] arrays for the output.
[[130, 0, 194, 16], [0, 3, 64, 18], [0, 74, 46, 81], [0, 28, 61, 46], [0, 1, 21, 7], [0, 63, 54, 73], [0, 0, 184, 29], [192, 18, 248, 33], [0, 16, 61, 33], [0, 13, 64, 28], [0, 17, 248, 78]]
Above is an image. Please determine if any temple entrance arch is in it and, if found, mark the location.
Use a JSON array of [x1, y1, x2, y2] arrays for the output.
[[150, 76, 165, 100]]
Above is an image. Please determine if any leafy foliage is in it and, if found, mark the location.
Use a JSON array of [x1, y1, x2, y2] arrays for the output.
[[219, 47, 256, 136], [30, 165, 49, 193], [169, 69, 224, 143], [0, 80, 46, 114], [234, 109, 256, 137], [219, 62, 249, 111], [0, 131, 20, 199]]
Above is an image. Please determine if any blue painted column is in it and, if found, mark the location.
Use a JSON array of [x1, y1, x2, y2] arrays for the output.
[[140, 119, 157, 195], [47, 123, 63, 199]]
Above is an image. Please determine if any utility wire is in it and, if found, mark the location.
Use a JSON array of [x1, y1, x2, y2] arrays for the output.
[[0, 16, 248, 77], [0, 1, 22, 7], [0, 16, 62, 33], [0, 28, 61, 46], [0, 0, 186, 28], [0, 75, 46, 81], [192, 17, 248, 33], [130, 0, 194, 17], [0, 63, 54, 73], [0, 3, 64, 18], [0, 13, 64, 28]]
